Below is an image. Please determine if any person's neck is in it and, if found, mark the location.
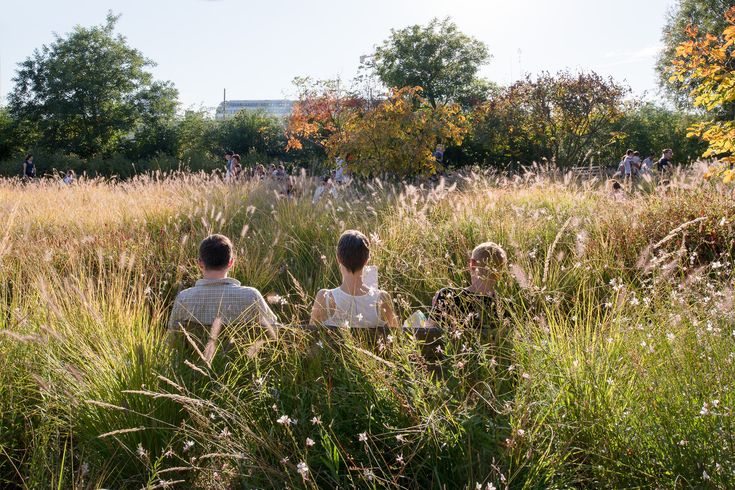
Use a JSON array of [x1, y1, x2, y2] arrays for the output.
[[340, 271, 365, 295], [467, 279, 496, 295], [202, 269, 229, 280]]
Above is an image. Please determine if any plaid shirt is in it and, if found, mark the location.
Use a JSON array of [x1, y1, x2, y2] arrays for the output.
[[167, 278, 278, 331]]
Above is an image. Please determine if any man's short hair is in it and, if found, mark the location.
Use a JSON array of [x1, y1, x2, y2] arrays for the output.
[[471, 242, 507, 269], [626, 149, 634, 155], [337, 230, 370, 273], [199, 234, 233, 270], [225, 151, 234, 157], [663, 148, 673, 154]]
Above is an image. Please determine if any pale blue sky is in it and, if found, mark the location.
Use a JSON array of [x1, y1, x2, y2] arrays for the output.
[[0, 0, 676, 111]]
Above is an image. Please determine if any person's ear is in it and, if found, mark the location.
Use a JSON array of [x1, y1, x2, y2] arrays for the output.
[[227, 257, 234, 269], [197, 258, 205, 271]]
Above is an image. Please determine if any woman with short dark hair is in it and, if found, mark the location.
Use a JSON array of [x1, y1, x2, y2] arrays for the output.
[[310, 230, 398, 328], [22, 154, 36, 180]]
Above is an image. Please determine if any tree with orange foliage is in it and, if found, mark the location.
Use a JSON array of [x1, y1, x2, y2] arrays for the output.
[[329, 86, 469, 177], [671, 6, 735, 181], [285, 77, 364, 153]]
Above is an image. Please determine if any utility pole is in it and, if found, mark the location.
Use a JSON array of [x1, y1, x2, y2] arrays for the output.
[[223, 88, 227, 120]]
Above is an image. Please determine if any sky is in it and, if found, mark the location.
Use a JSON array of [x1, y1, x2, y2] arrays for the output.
[[0, 0, 677, 112]]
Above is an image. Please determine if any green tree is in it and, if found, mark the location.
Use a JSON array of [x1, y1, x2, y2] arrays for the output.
[[373, 18, 491, 107], [606, 103, 707, 165], [124, 81, 180, 160], [656, 0, 731, 106], [8, 13, 178, 158], [0, 108, 18, 161], [216, 109, 287, 160], [468, 71, 629, 167]]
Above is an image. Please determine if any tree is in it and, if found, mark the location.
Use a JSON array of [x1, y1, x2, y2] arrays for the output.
[[0, 108, 18, 161], [671, 6, 735, 178], [8, 13, 178, 158], [216, 109, 287, 159], [469, 71, 630, 167], [607, 103, 707, 164], [657, 0, 731, 106], [176, 110, 217, 166], [330, 87, 469, 176], [373, 18, 491, 107], [285, 77, 365, 154]]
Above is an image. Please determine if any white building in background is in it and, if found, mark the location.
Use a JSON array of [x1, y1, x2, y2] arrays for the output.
[[215, 100, 294, 120]]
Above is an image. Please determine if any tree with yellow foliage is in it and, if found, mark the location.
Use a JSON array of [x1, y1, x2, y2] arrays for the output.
[[671, 6, 735, 182], [329, 87, 469, 177]]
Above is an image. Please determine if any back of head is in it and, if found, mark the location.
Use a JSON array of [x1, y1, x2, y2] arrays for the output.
[[471, 242, 507, 271], [337, 230, 370, 273], [633, 151, 640, 157], [626, 149, 634, 156], [199, 234, 233, 270]]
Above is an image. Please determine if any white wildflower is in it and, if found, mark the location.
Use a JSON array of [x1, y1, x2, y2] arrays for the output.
[[311, 416, 322, 425], [297, 461, 309, 479], [277, 415, 294, 426], [306, 437, 315, 447], [183, 440, 195, 453], [358, 432, 368, 442]]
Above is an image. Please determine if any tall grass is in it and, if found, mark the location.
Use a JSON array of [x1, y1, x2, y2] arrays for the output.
[[1, 166, 734, 488]]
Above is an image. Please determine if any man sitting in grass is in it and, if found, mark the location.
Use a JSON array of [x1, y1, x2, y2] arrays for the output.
[[428, 242, 507, 331], [168, 234, 278, 340]]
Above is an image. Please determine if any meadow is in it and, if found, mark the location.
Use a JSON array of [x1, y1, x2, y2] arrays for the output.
[[0, 167, 734, 489]]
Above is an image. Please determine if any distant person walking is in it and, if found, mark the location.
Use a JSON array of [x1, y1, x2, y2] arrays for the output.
[[632, 151, 642, 176], [313, 175, 337, 204], [231, 154, 242, 180], [433, 144, 445, 164], [63, 170, 75, 185], [657, 149, 673, 172], [22, 154, 36, 180], [224, 151, 234, 179], [641, 153, 655, 174], [622, 149, 635, 179], [334, 157, 346, 184]]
